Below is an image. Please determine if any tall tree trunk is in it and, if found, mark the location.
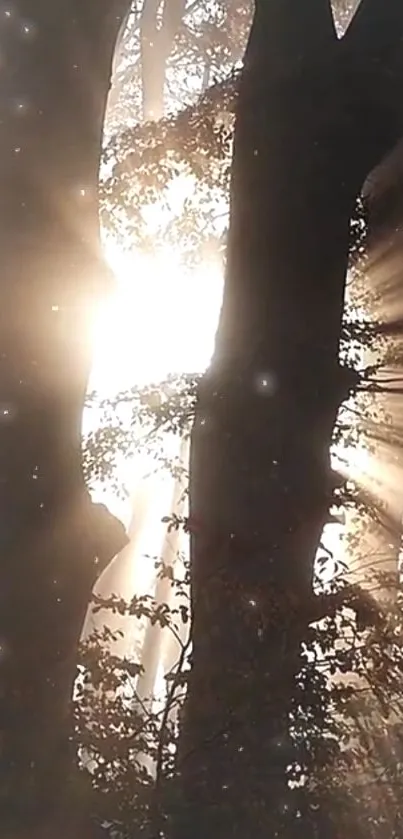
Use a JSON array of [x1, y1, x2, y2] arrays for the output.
[[140, 0, 186, 120], [175, 1, 403, 837], [0, 1, 131, 831]]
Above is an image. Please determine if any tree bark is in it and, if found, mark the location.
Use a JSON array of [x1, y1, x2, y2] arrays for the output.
[[175, 1, 403, 836], [0, 0, 131, 831]]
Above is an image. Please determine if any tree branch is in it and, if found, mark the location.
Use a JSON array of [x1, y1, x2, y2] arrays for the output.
[[306, 583, 383, 631], [343, 0, 403, 62], [336, 2, 403, 182], [245, 0, 337, 78]]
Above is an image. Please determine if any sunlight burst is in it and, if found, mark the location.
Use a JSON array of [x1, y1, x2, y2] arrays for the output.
[[89, 239, 223, 396]]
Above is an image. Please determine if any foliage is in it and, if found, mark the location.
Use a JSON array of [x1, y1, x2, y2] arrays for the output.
[[311, 584, 403, 839], [83, 374, 196, 491], [108, 0, 251, 133], [75, 582, 190, 837], [75, 625, 155, 837], [101, 72, 236, 265], [73, 554, 403, 837]]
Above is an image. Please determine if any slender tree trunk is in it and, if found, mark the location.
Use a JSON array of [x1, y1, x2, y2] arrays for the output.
[[175, 1, 403, 837], [0, 1, 131, 831], [140, 0, 186, 121]]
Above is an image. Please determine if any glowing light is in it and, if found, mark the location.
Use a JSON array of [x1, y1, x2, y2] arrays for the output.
[[89, 240, 223, 396], [0, 402, 14, 422], [255, 371, 276, 395], [22, 23, 33, 36], [13, 98, 29, 115], [84, 214, 223, 595]]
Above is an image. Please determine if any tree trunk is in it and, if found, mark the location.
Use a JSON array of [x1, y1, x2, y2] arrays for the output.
[[175, 1, 403, 836], [140, 0, 186, 121], [0, 0, 131, 831]]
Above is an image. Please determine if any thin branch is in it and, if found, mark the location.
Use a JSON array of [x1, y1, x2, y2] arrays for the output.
[[151, 633, 191, 838]]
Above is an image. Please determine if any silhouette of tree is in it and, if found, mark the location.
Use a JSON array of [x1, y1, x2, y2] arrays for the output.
[[174, 2, 403, 837]]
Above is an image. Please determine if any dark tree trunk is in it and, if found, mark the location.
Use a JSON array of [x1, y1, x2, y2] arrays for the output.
[[175, 1, 403, 837], [0, 0, 131, 831]]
